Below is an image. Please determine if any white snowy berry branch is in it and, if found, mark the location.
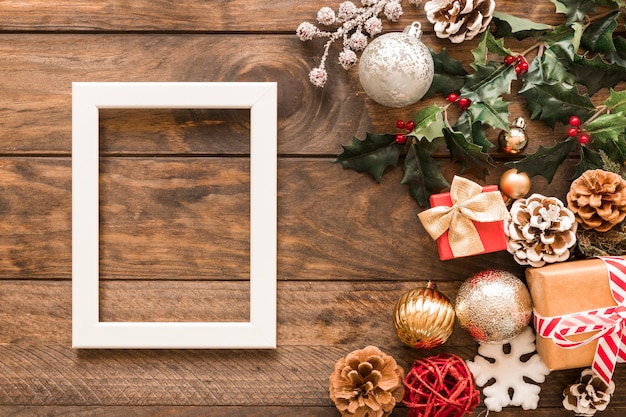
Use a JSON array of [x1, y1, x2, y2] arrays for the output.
[[296, 0, 423, 87]]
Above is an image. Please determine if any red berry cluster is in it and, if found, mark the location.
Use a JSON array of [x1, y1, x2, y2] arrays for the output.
[[446, 93, 472, 111], [394, 119, 415, 145], [503, 55, 529, 74], [567, 115, 590, 144]]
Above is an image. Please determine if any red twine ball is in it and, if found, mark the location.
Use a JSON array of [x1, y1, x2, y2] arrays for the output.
[[402, 353, 480, 417]]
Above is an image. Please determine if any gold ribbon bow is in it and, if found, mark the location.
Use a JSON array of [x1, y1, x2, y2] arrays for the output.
[[418, 176, 509, 257]]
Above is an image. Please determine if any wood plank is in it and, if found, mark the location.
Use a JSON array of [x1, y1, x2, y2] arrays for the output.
[[0, 280, 476, 346], [0, 341, 619, 408], [1, 279, 626, 409], [0, 406, 349, 417], [0, 157, 579, 280], [3, 405, 625, 417], [0, 1, 567, 32], [0, 33, 586, 155]]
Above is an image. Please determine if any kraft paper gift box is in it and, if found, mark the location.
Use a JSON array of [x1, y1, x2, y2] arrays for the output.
[[526, 257, 625, 371], [424, 183, 508, 261]]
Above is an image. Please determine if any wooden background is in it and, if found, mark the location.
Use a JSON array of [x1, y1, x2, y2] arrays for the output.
[[0, 0, 624, 416]]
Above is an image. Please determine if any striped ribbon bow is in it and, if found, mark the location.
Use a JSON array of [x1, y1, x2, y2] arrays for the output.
[[534, 256, 626, 385]]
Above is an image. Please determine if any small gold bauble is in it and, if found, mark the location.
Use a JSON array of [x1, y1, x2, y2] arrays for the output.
[[499, 168, 531, 201], [393, 281, 455, 349], [498, 117, 529, 155], [455, 270, 532, 344]]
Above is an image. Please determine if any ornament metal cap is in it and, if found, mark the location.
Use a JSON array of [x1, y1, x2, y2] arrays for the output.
[[512, 116, 527, 129], [403, 21, 424, 39]]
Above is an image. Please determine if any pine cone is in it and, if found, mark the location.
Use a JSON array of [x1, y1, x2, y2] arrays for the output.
[[329, 346, 404, 417], [424, 0, 495, 43], [567, 169, 626, 233], [563, 369, 615, 416], [504, 194, 577, 267]]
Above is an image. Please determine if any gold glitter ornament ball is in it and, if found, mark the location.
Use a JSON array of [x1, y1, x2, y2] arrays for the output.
[[393, 281, 456, 349], [499, 168, 531, 201], [455, 270, 532, 344]]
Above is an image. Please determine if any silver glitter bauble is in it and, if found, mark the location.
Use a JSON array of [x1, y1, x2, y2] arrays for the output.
[[358, 22, 434, 108], [455, 270, 532, 344]]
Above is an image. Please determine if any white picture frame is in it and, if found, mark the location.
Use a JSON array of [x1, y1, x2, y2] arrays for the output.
[[72, 82, 277, 349]]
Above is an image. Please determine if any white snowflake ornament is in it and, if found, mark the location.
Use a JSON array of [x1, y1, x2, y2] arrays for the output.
[[467, 326, 550, 412]]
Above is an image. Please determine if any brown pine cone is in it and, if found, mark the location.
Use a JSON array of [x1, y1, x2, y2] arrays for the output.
[[424, 0, 495, 43], [563, 369, 615, 416], [567, 169, 626, 232], [329, 346, 404, 417], [504, 194, 577, 267]]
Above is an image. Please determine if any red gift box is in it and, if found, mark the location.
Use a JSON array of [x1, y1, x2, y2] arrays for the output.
[[429, 185, 507, 260]]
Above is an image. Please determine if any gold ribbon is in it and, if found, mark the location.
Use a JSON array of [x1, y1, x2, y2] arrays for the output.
[[418, 176, 509, 257]]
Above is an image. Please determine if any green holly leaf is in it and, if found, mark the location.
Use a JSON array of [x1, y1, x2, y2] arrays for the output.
[[465, 97, 511, 132], [520, 81, 596, 127], [454, 112, 492, 151], [586, 113, 626, 144], [591, 129, 626, 165], [551, 0, 598, 25], [491, 12, 552, 40], [471, 31, 512, 70], [443, 128, 494, 180], [571, 145, 605, 180], [424, 48, 468, 98], [460, 61, 518, 102], [401, 141, 450, 206], [605, 88, 626, 114], [408, 105, 446, 142], [505, 137, 577, 182], [541, 23, 583, 61], [520, 44, 576, 93], [606, 36, 626, 67], [571, 52, 626, 94], [581, 10, 619, 54], [335, 133, 401, 182]]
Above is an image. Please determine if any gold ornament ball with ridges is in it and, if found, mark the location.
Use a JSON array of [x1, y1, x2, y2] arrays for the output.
[[393, 281, 456, 349]]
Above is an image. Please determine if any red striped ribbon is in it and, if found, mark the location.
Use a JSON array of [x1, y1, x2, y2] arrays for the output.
[[534, 256, 626, 385]]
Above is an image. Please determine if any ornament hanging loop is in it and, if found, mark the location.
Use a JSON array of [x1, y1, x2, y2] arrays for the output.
[[512, 117, 527, 129], [404, 21, 423, 40]]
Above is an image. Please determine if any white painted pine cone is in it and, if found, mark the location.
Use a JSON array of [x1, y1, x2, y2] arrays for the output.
[[424, 0, 495, 43], [504, 194, 577, 267]]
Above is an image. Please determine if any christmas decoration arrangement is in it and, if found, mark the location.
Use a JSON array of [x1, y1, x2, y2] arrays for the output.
[[301, 0, 626, 414], [467, 326, 551, 412], [324, 0, 626, 207], [329, 345, 405, 417]]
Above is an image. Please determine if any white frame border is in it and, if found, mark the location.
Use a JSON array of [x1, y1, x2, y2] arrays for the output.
[[72, 82, 277, 349]]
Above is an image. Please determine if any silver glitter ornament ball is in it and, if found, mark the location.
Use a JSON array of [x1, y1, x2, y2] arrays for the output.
[[358, 22, 434, 108], [455, 270, 532, 344]]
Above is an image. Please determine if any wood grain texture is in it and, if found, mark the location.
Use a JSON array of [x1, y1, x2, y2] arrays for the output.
[[0, 2, 566, 32], [0, 157, 578, 280], [0, 279, 625, 412], [5, 406, 626, 417], [0, 33, 596, 155], [0, 342, 619, 410]]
